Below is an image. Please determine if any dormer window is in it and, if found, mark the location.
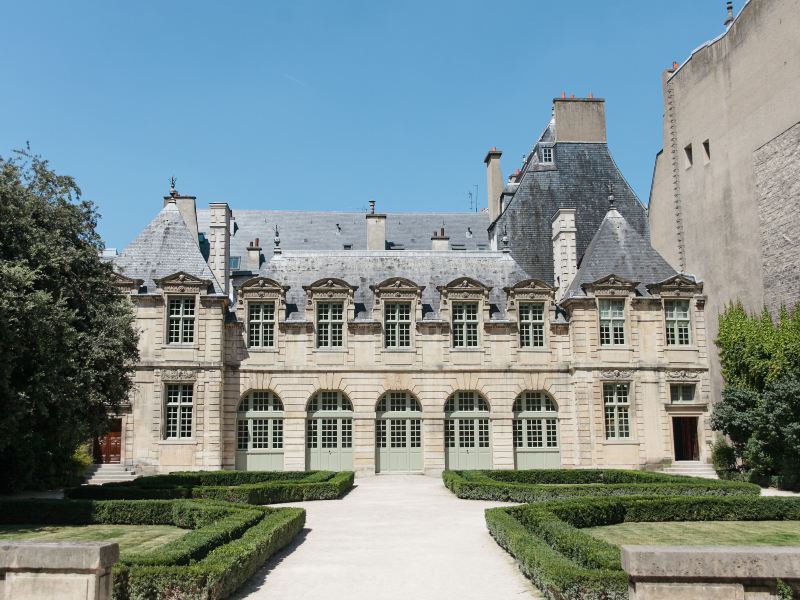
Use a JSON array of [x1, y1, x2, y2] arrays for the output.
[[452, 302, 479, 348], [540, 146, 553, 164], [317, 302, 344, 348], [599, 299, 626, 346], [167, 297, 195, 344]]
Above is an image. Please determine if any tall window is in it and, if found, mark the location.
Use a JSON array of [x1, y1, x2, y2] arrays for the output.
[[165, 384, 193, 439], [513, 391, 558, 449], [452, 302, 479, 348], [519, 302, 545, 348], [248, 302, 276, 348], [670, 384, 696, 403], [384, 302, 411, 348], [167, 297, 195, 344], [316, 302, 344, 348], [236, 391, 283, 451], [599, 299, 626, 346], [665, 300, 691, 346], [603, 383, 630, 439]]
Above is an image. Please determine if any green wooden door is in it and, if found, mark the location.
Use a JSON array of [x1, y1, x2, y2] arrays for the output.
[[444, 391, 492, 470], [306, 391, 354, 471], [375, 392, 423, 473], [513, 391, 561, 469], [235, 391, 284, 471]]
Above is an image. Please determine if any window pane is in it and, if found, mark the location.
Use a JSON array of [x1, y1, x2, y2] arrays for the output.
[[546, 419, 558, 448], [341, 419, 353, 448], [390, 419, 406, 448], [322, 419, 337, 448], [307, 419, 317, 448], [513, 420, 523, 448], [458, 419, 474, 447], [376, 420, 386, 448], [410, 419, 421, 448], [252, 418, 269, 449], [527, 419, 543, 448], [478, 419, 490, 448], [237, 419, 249, 450], [272, 419, 283, 449], [444, 419, 455, 448]]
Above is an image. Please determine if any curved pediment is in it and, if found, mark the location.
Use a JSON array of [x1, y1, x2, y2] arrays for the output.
[[154, 271, 211, 293], [237, 276, 289, 301], [582, 273, 638, 296], [369, 277, 425, 293], [437, 276, 491, 293], [112, 271, 144, 292], [302, 278, 358, 293]]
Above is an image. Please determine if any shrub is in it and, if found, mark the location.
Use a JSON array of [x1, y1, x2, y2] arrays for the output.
[[487, 495, 800, 600], [711, 438, 738, 477], [0, 498, 305, 600], [443, 469, 760, 502], [66, 470, 355, 504]]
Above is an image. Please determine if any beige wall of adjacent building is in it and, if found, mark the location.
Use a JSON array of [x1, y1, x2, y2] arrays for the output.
[[649, 0, 800, 403]]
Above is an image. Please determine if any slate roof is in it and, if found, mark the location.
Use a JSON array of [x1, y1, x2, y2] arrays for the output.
[[565, 207, 677, 298], [113, 202, 224, 294], [197, 210, 491, 262], [240, 251, 529, 321], [490, 135, 650, 283]]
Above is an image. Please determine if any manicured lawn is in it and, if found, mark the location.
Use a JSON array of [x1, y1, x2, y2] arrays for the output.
[[584, 520, 800, 546], [0, 524, 187, 554]]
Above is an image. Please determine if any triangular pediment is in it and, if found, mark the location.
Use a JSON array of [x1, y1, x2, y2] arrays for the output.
[[583, 273, 639, 291], [504, 278, 554, 293], [112, 272, 143, 287], [646, 274, 703, 295], [154, 271, 208, 287]]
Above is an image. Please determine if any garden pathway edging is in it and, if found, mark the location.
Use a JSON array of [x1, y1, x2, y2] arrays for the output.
[[232, 473, 542, 600]]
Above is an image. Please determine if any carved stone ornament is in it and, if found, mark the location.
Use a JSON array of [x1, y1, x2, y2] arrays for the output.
[[436, 277, 491, 305], [112, 272, 143, 295], [647, 274, 703, 298], [504, 279, 555, 307], [302, 278, 356, 307], [601, 369, 633, 380], [156, 271, 207, 294], [161, 369, 197, 381], [370, 278, 424, 307], [666, 369, 701, 380], [237, 277, 288, 302], [583, 274, 638, 297]]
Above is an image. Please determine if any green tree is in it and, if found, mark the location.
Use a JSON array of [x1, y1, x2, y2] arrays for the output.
[[712, 303, 800, 488], [0, 148, 139, 491]]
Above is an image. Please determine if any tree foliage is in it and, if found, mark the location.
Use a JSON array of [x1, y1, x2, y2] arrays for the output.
[[712, 303, 800, 488], [0, 149, 139, 491]]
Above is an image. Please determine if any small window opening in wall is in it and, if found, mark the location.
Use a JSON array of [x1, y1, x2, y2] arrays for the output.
[[684, 143, 693, 168], [229, 256, 241, 270], [343, 244, 352, 250], [541, 146, 553, 164], [702, 139, 711, 163]]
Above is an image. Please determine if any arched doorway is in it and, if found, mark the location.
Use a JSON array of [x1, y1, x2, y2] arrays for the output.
[[375, 391, 423, 473], [236, 390, 284, 471], [306, 391, 354, 471], [444, 391, 491, 470], [513, 391, 560, 469]]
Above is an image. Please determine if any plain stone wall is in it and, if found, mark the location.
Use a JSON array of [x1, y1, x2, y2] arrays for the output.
[[622, 545, 800, 600], [754, 122, 800, 316], [649, 0, 800, 404], [0, 541, 118, 600]]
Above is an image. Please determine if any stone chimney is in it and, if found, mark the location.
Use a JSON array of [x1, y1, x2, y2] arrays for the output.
[[551, 209, 577, 300], [553, 97, 606, 143], [163, 185, 199, 247], [366, 199, 386, 250], [247, 238, 262, 271], [208, 202, 231, 295], [431, 227, 450, 251], [484, 148, 503, 221], [724, 1, 734, 27]]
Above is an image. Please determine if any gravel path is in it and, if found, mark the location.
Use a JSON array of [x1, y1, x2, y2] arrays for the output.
[[232, 474, 542, 600]]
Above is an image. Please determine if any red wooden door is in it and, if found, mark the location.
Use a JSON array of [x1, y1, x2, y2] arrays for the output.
[[94, 420, 122, 463]]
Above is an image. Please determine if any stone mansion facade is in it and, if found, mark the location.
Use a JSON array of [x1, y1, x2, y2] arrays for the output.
[[107, 97, 712, 475]]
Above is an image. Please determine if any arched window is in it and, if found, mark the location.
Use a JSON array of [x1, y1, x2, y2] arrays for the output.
[[375, 391, 423, 473], [443, 391, 491, 469], [235, 390, 284, 471], [306, 391, 354, 471], [512, 391, 561, 469]]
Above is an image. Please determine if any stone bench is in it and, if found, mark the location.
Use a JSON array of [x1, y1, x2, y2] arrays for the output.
[[622, 545, 800, 600], [0, 541, 119, 600]]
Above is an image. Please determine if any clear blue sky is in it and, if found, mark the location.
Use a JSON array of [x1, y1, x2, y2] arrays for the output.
[[1, 1, 730, 249]]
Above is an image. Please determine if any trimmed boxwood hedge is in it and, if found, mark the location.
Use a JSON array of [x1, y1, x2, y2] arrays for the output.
[[0, 498, 305, 600], [444, 469, 760, 502], [486, 495, 800, 600], [66, 470, 355, 504]]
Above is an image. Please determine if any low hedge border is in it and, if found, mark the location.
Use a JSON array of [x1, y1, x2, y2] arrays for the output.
[[66, 470, 355, 504], [444, 468, 760, 502], [0, 498, 305, 600], [486, 495, 800, 600]]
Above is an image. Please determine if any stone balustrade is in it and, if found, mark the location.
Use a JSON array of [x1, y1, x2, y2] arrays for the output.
[[0, 541, 119, 600], [622, 545, 800, 599]]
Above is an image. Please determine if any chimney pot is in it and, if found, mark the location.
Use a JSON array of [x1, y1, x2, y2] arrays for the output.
[[561, 91, 566, 98], [369, 199, 376, 214], [724, 1, 734, 26], [588, 91, 593, 99]]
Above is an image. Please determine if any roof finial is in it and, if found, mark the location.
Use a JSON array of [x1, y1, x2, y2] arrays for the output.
[[501, 225, 510, 253], [273, 223, 282, 255], [606, 182, 615, 209], [724, 1, 734, 27], [169, 176, 178, 197]]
